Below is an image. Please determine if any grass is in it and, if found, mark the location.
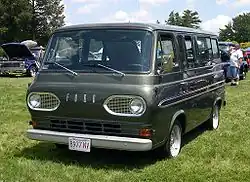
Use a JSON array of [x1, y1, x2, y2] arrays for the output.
[[0, 76, 250, 182]]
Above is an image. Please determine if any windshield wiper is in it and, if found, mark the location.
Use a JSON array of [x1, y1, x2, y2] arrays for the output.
[[44, 61, 78, 76], [83, 63, 125, 77]]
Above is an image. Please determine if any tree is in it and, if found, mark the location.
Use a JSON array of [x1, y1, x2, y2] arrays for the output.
[[219, 13, 250, 43], [30, 0, 65, 45], [0, 0, 65, 45], [165, 11, 182, 26], [181, 9, 202, 28], [165, 10, 202, 29], [219, 22, 235, 41], [0, 0, 33, 42], [232, 13, 250, 43]]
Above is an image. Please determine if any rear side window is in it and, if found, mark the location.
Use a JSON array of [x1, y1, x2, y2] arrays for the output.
[[196, 37, 213, 66], [211, 39, 219, 58]]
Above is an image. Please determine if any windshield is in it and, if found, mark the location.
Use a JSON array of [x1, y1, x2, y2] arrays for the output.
[[42, 29, 153, 73]]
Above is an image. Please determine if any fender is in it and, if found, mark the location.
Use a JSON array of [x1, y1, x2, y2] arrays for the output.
[[213, 97, 222, 108], [27, 63, 37, 71], [169, 109, 185, 133]]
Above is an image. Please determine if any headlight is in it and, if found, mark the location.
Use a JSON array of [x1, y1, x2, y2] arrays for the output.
[[129, 98, 145, 114], [28, 94, 41, 108]]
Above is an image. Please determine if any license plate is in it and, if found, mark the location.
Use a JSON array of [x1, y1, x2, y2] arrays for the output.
[[68, 137, 91, 152]]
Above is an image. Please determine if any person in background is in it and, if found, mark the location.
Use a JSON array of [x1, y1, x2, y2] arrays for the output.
[[229, 44, 243, 86]]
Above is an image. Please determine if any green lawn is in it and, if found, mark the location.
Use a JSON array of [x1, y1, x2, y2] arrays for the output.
[[0, 77, 250, 182]]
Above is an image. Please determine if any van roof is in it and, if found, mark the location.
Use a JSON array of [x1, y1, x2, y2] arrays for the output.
[[56, 22, 217, 36], [218, 41, 235, 45]]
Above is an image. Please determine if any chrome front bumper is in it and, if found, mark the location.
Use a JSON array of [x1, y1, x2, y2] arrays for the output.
[[0, 67, 26, 73], [27, 129, 153, 151]]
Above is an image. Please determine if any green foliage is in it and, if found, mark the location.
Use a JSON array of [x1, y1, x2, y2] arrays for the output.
[[0, 0, 65, 46], [219, 13, 250, 43], [240, 42, 250, 49], [166, 9, 202, 29]]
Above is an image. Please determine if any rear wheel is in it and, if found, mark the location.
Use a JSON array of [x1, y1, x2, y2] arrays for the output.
[[206, 104, 220, 130], [239, 71, 246, 80], [156, 120, 182, 158]]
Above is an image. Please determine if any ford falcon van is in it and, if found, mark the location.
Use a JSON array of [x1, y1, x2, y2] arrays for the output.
[[26, 23, 226, 158]]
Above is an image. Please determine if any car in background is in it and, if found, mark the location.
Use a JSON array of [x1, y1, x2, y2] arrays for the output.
[[219, 41, 247, 81], [243, 47, 250, 68], [0, 42, 44, 77]]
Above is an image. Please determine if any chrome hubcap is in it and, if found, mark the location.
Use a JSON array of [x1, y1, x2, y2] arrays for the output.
[[212, 106, 219, 129], [169, 125, 181, 157]]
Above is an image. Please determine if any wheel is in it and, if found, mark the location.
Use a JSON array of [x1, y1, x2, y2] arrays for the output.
[[239, 71, 246, 80], [28, 65, 37, 77], [206, 104, 220, 130], [156, 120, 182, 158]]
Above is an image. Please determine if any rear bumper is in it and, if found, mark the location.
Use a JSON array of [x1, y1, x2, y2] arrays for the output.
[[27, 129, 153, 151]]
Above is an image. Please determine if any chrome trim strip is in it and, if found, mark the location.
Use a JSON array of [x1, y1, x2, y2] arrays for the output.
[[156, 70, 224, 87], [27, 129, 152, 151], [27, 92, 61, 111], [103, 95, 146, 117], [158, 81, 225, 108]]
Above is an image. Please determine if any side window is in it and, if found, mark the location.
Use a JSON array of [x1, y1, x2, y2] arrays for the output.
[[211, 39, 219, 58], [196, 37, 213, 66], [156, 33, 179, 74], [184, 35, 196, 68]]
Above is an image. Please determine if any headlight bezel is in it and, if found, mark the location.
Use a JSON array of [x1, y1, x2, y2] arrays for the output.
[[103, 95, 147, 117], [27, 92, 60, 111]]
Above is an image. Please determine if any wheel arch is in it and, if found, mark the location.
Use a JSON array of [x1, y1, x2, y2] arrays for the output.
[[169, 110, 186, 135], [214, 97, 222, 109]]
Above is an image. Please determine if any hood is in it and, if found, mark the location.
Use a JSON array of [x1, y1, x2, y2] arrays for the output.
[[1, 43, 35, 59]]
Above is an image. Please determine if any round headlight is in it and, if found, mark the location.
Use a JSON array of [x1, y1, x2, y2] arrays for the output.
[[29, 94, 41, 108], [129, 98, 145, 114]]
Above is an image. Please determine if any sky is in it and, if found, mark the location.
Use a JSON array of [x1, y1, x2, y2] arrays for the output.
[[62, 0, 250, 34]]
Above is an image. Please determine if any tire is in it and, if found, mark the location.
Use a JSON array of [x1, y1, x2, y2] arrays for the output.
[[239, 71, 246, 80], [28, 65, 37, 77], [206, 104, 220, 130], [156, 120, 182, 158]]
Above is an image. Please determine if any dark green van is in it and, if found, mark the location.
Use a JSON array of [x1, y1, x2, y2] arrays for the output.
[[26, 23, 226, 158]]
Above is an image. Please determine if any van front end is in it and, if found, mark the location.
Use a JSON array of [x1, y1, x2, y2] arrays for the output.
[[26, 73, 160, 152]]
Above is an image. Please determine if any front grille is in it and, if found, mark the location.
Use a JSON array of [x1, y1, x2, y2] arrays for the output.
[[106, 97, 133, 114], [50, 119, 122, 134], [34, 118, 151, 137], [1, 63, 20, 68], [28, 92, 60, 111]]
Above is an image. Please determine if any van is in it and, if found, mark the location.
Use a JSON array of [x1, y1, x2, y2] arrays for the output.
[[26, 23, 226, 158]]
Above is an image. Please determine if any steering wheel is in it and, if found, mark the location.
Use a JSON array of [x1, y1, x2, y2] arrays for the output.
[[127, 64, 149, 70]]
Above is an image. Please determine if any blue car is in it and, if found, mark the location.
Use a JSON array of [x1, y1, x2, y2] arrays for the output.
[[0, 42, 43, 77]]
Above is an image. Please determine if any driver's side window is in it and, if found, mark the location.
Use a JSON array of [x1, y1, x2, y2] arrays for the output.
[[156, 33, 179, 74]]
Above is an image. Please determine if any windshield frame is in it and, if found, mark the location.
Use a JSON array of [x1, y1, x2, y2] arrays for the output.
[[40, 28, 155, 75]]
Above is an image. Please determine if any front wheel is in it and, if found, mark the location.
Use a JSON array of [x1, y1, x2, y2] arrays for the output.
[[28, 65, 37, 77], [156, 120, 182, 158]]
